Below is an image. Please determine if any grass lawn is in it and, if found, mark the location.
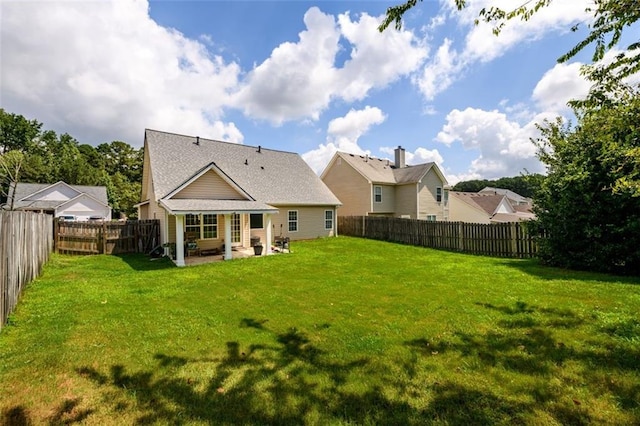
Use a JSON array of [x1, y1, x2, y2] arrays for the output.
[[1, 236, 639, 425]]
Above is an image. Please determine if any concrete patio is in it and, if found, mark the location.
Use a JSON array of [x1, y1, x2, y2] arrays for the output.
[[183, 245, 290, 266]]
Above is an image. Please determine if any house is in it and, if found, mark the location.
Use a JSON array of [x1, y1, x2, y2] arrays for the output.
[[448, 191, 535, 224], [478, 187, 532, 206], [320, 146, 449, 220], [6, 181, 111, 221], [137, 129, 341, 266]]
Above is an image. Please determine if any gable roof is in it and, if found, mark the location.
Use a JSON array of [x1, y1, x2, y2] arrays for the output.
[[450, 191, 535, 222], [8, 181, 109, 210], [450, 192, 507, 216], [327, 151, 447, 185], [145, 129, 340, 206], [479, 187, 531, 204]]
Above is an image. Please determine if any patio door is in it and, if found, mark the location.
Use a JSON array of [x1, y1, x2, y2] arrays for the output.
[[231, 213, 241, 246]]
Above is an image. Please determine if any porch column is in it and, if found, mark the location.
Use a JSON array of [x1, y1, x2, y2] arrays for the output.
[[265, 213, 272, 255], [175, 214, 185, 267], [224, 213, 232, 260]]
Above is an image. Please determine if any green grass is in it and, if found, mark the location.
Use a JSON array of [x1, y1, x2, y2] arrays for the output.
[[1, 236, 639, 425]]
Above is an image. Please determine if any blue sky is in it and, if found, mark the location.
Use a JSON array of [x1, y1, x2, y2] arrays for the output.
[[2, 0, 633, 183]]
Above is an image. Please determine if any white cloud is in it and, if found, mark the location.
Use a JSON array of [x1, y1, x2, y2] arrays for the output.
[[379, 146, 444, 168], [1, 0, 243, 146], [415, 0, 593, 100], [302, 106, 386, 174], [233, 7, 426, 124], [532, 62, 591, 112], [436, 107, 546, 178]]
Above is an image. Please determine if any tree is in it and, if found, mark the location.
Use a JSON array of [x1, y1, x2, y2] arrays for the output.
[[380, 0, 640, 93], [0, 109, 42, 154], [0, 150, 25, 209], [533, 91, 640, 275]]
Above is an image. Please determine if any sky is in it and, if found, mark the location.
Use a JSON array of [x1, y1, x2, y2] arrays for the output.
[[1, 0, 636, 184]]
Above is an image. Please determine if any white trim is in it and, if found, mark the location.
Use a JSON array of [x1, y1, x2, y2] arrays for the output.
[[373, 185, 382, 203], [287, 210, 299, 233], [163, 162, 254, 201], [324, 209, 334, 230], [17, 181, 81, 202]]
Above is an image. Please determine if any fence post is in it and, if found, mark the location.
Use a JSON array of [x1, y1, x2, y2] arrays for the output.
[[511, 222, 518, 257], [458, 222, 464, 252], [102, 221, 107, 254]]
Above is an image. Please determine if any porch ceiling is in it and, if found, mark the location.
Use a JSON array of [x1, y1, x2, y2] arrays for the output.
[[160, 199, 278, 215]]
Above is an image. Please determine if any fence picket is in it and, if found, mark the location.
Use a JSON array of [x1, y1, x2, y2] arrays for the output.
[[338, 216, 539, 259], [0, 211, 53, 330]]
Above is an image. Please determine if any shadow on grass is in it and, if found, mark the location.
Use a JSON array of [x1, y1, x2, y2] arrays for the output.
[[406, 301, 640, 424], [2, 398, 93, 425], [498, 258, 640, 284], [63, 306, 639, 424], [113, 253, 175, 271]]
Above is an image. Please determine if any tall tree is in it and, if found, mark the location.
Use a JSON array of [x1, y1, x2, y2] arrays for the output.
[[533, 91, 640, 275], [0, 109, 42, 154], [0, 150, 25, 208]]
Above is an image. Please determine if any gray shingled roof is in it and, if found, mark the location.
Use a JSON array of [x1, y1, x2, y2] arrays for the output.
[[450, 192, 505, 215], [479, 187, 530, 204], [335, 151, 441, 185], [145, 129, 341, 206], [8, 182, 109, 209]]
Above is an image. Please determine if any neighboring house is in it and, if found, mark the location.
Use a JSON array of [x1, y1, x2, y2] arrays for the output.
[[448, 191, 535, 224], [321, 146, 449, 220], [137, 129, 341, 266], [7, 181, 111, 221], [478, 187, 532, 206]]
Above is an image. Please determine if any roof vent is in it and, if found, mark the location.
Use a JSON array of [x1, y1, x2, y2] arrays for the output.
[[244, 159, 248, 165], [194, 136, 200, 146], [257, 145, 262, 153]]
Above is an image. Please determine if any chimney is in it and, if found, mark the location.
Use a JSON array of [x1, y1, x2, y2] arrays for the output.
[[395, 145, 405, 168]]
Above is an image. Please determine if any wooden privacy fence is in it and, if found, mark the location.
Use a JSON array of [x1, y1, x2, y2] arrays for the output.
[[1, 211, 53, 330], [339, 216, 540, 258], [55, 219, 160, 255]]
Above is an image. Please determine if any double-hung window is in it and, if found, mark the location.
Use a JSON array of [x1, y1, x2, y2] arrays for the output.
[[436, 187, 443, 203], [202, 214, 217, 239], [288, 210, 298, 232], [185, 214, 200, 236], [185, 214, 217, 239], [374, 186, 382, 203], [325, 210, 334, 230]]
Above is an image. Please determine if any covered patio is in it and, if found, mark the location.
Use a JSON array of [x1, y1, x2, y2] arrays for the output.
[[183, 243, 291, 266], [160, 199, 280, 267]]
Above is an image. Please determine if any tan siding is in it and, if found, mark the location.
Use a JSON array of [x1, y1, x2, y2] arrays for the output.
[[322, 159, 371, 216], [270, 205, 335, 240], [141, 142, 151, 201], [395, 184, 417, 218], [173, 170, 246, 200], [372, 184, 394, 213], [418, 169, 446, 220], [448, 197, 490, 224]]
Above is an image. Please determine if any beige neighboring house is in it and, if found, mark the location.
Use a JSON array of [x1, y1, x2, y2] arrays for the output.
[[478, 186, 532, 206], [321, 146, 449, 220], [137, 129, 341, 266], [7, 181, 111, 221], [448, 191, 535, 224]]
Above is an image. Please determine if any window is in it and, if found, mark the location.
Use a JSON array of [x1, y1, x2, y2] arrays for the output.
[[325, 210, 333, 230], [185, 213, 217, 239], [436, 187, 442, 203], [185, 214, 200, 236], [250, 213, 263, 229], [374, 186, 382, 203], [288, 210, 298, 232], [426, 215, 437, 222], [202, 214, 217, 239]]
